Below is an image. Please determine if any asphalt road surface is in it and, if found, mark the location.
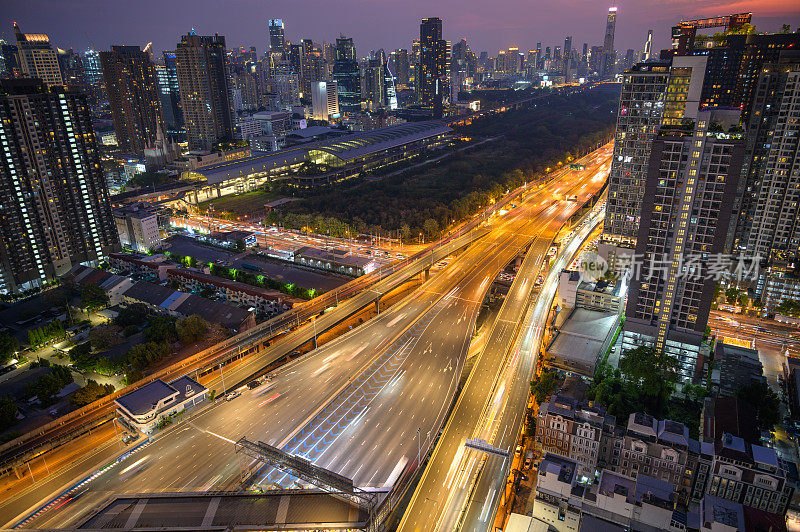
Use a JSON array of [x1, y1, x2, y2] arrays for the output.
[[17, 144, 612, 530]]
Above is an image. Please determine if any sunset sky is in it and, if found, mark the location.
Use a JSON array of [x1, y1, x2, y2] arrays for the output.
[[4, 0, 800, 57]]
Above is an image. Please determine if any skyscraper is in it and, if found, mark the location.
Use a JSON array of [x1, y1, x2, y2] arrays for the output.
[[0, 79, 118, 295], [739, 54, 800, 266], [175, 32, 235, 151], [391, 48, 410, 88], [12, 23, 63, 87], [602, 56, 707, 249], [332, 36, 361, 114], [156, 51, 183, 135], [600, 7, 617, 78], [623, 109, 745, 381], [362, 55, 386, 111], [643, 30, 653, 61], [417, 17, 450, 116], [311, 80, 339, 121], [268, 19, 286, 53], [100, 45, 164, 155]]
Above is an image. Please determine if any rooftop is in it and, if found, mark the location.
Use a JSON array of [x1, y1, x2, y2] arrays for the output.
[[115, 379, 179, 417], [78, 490, 369, 530], [540, 453, 578, 485], [598, 470, 636, 504], [702, 494, 745, 530], [295, 246, 373, 269], [307, 120, 452, 162]]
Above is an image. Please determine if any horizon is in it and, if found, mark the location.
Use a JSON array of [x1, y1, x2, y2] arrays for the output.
[[4, 0, 800, 59]]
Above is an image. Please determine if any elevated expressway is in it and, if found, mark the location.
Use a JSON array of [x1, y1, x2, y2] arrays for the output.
[[399, 161, 609, 531], [8, 145, 611, 530]]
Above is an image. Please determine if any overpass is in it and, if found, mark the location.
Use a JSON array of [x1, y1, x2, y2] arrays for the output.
[[0, 151, 568, 478]]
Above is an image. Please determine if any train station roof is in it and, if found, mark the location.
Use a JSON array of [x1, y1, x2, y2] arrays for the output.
[[307, 121, 452, 162]]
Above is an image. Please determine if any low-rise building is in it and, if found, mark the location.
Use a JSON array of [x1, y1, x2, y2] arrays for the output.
[[114, 203, 163, 253], [294, 246, 374, 277], [121, 281, 256, 332], [535, 394, 615, 479], [166, 267, 292, 317], [711, 343, 765, 399], [558, 270, 581, 308], [115, 376, 207, 433], [576, 279, 623, 313], [603, 413, 694, 502], [546, 308, 619, 377], [706, 433, 794, 516], [532, 453, 584, 531]]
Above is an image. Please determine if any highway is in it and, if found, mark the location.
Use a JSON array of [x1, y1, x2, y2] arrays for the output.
[[8, 144, 612, 530], [399, 160, 610, 531]]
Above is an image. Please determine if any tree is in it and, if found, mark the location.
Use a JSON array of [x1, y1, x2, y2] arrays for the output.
[[114, 303, 150, 327], [80, 283, 109, 311], [423, 218, 439, 240], [70, 379, 115, 406], [0, 333, 19, 365], [725, 287, 740, 304], [530, 370, 559, 404], [176, 315, 209, 344], [738, 293, 750, 308], [777, 299, 800, 317], [144, 316, 177, 344], [69, 342, 96, 370], [737, 381, 781, 431], [618, 346, 679, 414], [0, 395, 18, 431], [781, 24, 791, 33], [89, 325, 122, 351]]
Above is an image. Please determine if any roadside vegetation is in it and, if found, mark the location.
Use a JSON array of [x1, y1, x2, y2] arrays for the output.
[[183, 88, 618, 242]]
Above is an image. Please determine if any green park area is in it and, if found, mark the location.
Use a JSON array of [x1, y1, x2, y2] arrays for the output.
[[196, 188, 286, 219], [182, 87, 619, 242]]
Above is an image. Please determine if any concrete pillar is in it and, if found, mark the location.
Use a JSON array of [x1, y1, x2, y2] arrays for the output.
[[374, 299, 380, 312], [424, 267, 430, 281], [193, 190, 199, 203], [12, 464, 22, 479]]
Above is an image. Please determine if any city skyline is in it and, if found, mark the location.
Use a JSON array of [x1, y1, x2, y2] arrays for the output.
[[4, 0, 800, 59]]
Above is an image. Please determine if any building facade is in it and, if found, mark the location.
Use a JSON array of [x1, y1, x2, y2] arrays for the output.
[[311, 80, 339, 121], [100, 45, 164, 156], [12, 23, 63, 87], [623, 109, 746, 380], [0, 80, 118, 295], [176, 33, 236, 151]]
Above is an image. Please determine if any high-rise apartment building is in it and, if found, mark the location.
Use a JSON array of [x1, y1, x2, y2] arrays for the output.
[[175, 32, 235, 151], [390, 49, 410, 88], [100, 45, 164, 155], [740, 54, 800, 267], [600, 7, 617, 78], [332, 36, 361, 114], [311, 80, 339, 121], [602, 62, 671, 247], [155, 51, 183, 135], [268, 19, 286, 53], [12, 23, 63, 87], [603, 56, 706, 249], [417, 17, 450, 116], [0, 79, 118, 295], [623, 108, 746, 380]]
